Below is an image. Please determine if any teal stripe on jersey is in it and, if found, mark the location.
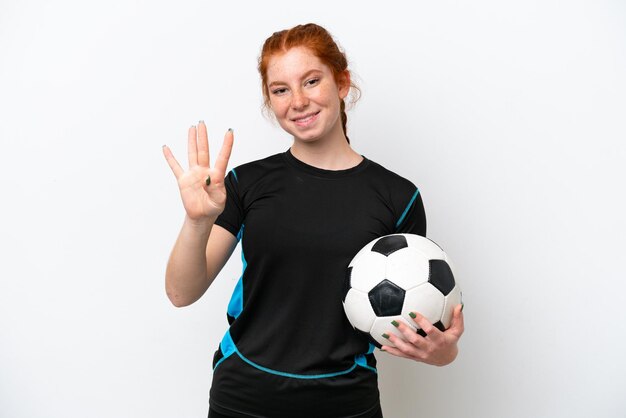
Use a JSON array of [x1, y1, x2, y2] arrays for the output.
[[354, 343, 378, 373], [395, 189, 420, 229], [354, 354, 377, 374], [214, 330, 237, 370], [215, 331, 377, 378], [226, 278, 243, 319], [236, 351, 360, 379]]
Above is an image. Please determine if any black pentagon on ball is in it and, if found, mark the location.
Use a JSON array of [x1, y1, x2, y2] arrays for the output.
[[368, 279, 405, 316], [342, 266, 353, 302], [371, 235, 408, 256], [428, 259, 455, 296]]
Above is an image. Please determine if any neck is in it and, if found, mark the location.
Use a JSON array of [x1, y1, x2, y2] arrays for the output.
[[290, 131, 362, 171]]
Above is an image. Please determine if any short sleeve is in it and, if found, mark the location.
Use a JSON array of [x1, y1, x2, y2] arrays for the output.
[[214, 169, 244, 241], [394, 188, 427, 237]]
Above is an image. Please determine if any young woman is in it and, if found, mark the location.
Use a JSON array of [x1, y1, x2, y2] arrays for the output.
[[162, 23, 464, 418]]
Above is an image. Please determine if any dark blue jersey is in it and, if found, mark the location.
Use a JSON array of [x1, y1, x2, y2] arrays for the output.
[[210, 148, 426, 418]]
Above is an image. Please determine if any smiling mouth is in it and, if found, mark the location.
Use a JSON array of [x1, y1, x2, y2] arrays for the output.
[[292, 111, 320, 123]]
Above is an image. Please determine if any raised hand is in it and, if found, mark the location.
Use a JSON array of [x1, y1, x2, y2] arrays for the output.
[[162, 121, 234, 222], [380, 304, 464, 366]]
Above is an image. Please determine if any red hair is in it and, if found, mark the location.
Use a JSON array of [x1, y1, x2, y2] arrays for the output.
[[258, 23, 361, 143]]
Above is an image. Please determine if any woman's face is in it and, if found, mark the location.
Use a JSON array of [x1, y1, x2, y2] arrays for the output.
[[266, 46, 349, 144]]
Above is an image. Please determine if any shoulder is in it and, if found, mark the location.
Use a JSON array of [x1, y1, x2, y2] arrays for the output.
[[364, 157, 420, 194], [226, 151, 285, 191], [364, 157, 426, 234], [363, 157, 424, 222]]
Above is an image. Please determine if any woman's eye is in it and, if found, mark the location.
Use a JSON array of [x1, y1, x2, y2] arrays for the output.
[[307, 78, 319, 86], [272, 88, 287, 95]]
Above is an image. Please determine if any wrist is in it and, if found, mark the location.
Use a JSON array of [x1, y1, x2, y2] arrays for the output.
[[184, 214, 218, 230]]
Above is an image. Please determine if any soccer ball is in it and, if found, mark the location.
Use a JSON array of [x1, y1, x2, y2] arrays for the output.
[[342, 233, 462, 348]]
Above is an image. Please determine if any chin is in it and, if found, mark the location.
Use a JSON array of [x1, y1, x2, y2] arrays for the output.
[[293, 132, 325, 143], [283, 126, 318, 141]]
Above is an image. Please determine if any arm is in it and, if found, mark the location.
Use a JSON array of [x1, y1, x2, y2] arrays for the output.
[[162, 121, 236, 307], [165, 216, 238, 307]]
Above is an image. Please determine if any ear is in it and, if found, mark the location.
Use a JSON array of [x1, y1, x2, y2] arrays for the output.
[[337, 70, 351, 100]]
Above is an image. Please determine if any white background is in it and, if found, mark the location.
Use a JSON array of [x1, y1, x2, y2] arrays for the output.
[[1, 1, 625, 417]]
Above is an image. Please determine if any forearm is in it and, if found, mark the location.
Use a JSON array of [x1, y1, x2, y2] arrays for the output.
[[165, 214, 217, 307]]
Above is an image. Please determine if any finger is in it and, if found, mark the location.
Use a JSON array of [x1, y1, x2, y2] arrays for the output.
[[162, 145, 184, 179], [197, 120, 210, 167], [188, 125, 198, 168], [447, 304, 465, 339], [213, 129, 234, 176], [392, 318, 427, 349], [384, 328, 423, 359], [409, 311, 442, 341], [380, 345, 411, 360]]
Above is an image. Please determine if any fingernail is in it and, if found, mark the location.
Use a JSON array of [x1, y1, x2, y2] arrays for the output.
[[380, 348, 386, 352], [461, 303, 464, 312], [228, 128, 233, 132], [199, 120, 204, 124], [382, 333, 390, 339], [391, 320, 399, 328], [408, 312, 416, 319]]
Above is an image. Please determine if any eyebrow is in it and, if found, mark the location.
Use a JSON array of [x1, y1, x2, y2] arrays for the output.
[[268, 69, 324, 88]]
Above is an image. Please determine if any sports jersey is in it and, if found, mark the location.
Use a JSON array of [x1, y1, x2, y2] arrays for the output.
[[209, 148, 426, 418]]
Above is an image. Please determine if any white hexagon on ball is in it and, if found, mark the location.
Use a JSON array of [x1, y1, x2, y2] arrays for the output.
[[404, 234, 447, 260], [343, 288, 377, 332], [348, 251, 387, 293], [401, 283, 445, 327], [385, 247, 430, 291]]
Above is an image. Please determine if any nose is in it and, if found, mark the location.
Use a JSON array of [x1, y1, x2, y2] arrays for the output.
[[291, 88, 309, 111]]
